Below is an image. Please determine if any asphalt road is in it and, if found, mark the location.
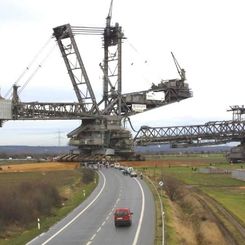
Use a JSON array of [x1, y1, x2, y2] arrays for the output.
[[27, 167, 155, 245]]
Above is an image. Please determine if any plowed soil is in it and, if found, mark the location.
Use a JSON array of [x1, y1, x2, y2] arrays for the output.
[[0, 162, 80, 173]]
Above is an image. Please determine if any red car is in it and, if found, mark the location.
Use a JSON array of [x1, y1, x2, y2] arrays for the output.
[[114, 208, 133, 227]]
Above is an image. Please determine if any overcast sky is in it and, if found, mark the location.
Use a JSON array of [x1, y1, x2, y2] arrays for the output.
[[0, 0, 244, 146]]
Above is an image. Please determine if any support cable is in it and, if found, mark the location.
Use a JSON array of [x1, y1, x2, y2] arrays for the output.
[[124, 39, 155, 84], [19, 41, 57, 94], [71, 26, 104, 35], [5, 36, 53, 98]]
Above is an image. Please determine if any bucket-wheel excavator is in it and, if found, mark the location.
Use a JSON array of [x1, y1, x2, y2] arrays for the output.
[[0, 2, 192, 161]]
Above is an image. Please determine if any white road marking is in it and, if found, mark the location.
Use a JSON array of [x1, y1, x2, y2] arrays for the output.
[[26, 233, 45, 245], [113, 198, 120, 209], [39, 171, 106, 245], [85, 175, 122, 244], [132, 178, 145, 245], [90, 234, 96, 240]]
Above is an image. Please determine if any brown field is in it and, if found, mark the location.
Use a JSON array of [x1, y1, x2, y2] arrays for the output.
[[0, 156, 219, 173], [0, 162, 80, 173], [121, 159, 210, 167]]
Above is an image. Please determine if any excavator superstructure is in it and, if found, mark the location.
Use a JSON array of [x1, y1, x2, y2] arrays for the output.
[[0, 1, 192, 160]]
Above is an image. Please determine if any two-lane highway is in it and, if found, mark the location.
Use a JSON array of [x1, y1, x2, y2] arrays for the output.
[[27, 167, 155, 245]]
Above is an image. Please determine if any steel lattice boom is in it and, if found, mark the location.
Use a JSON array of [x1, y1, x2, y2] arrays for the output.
[[13, 102, 97, 120], [134, 120, 245, 146]]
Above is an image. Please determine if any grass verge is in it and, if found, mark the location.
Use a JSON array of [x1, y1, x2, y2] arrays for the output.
[[144, 174, 179, 245], [144, 176, 162, 245]]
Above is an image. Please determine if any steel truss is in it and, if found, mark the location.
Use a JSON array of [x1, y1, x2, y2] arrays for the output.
[[13, 102, 96, 120], [134, 120, 245, 146]]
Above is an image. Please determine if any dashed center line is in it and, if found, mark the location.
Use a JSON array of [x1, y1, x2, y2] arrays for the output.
[[39, 171, 106, 245], [90, 234, 96, 241], [86, 180, 122, 244]]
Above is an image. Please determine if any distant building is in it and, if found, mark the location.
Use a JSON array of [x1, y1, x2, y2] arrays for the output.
[[231, 169, 245, 181]]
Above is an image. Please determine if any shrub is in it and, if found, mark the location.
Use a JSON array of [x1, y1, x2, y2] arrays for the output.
[[82, 168, 95, 184], [163, 175, 183, 201], [0, 181, 61, 232]]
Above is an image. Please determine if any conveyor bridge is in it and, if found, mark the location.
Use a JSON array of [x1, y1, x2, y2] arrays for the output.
[[134, 120, 245, 147]]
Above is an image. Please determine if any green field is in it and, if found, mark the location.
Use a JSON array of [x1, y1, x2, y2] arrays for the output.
[[161, 166, 244, 187], [144, 153, 228, 162], [201, 187, 245, 224]]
